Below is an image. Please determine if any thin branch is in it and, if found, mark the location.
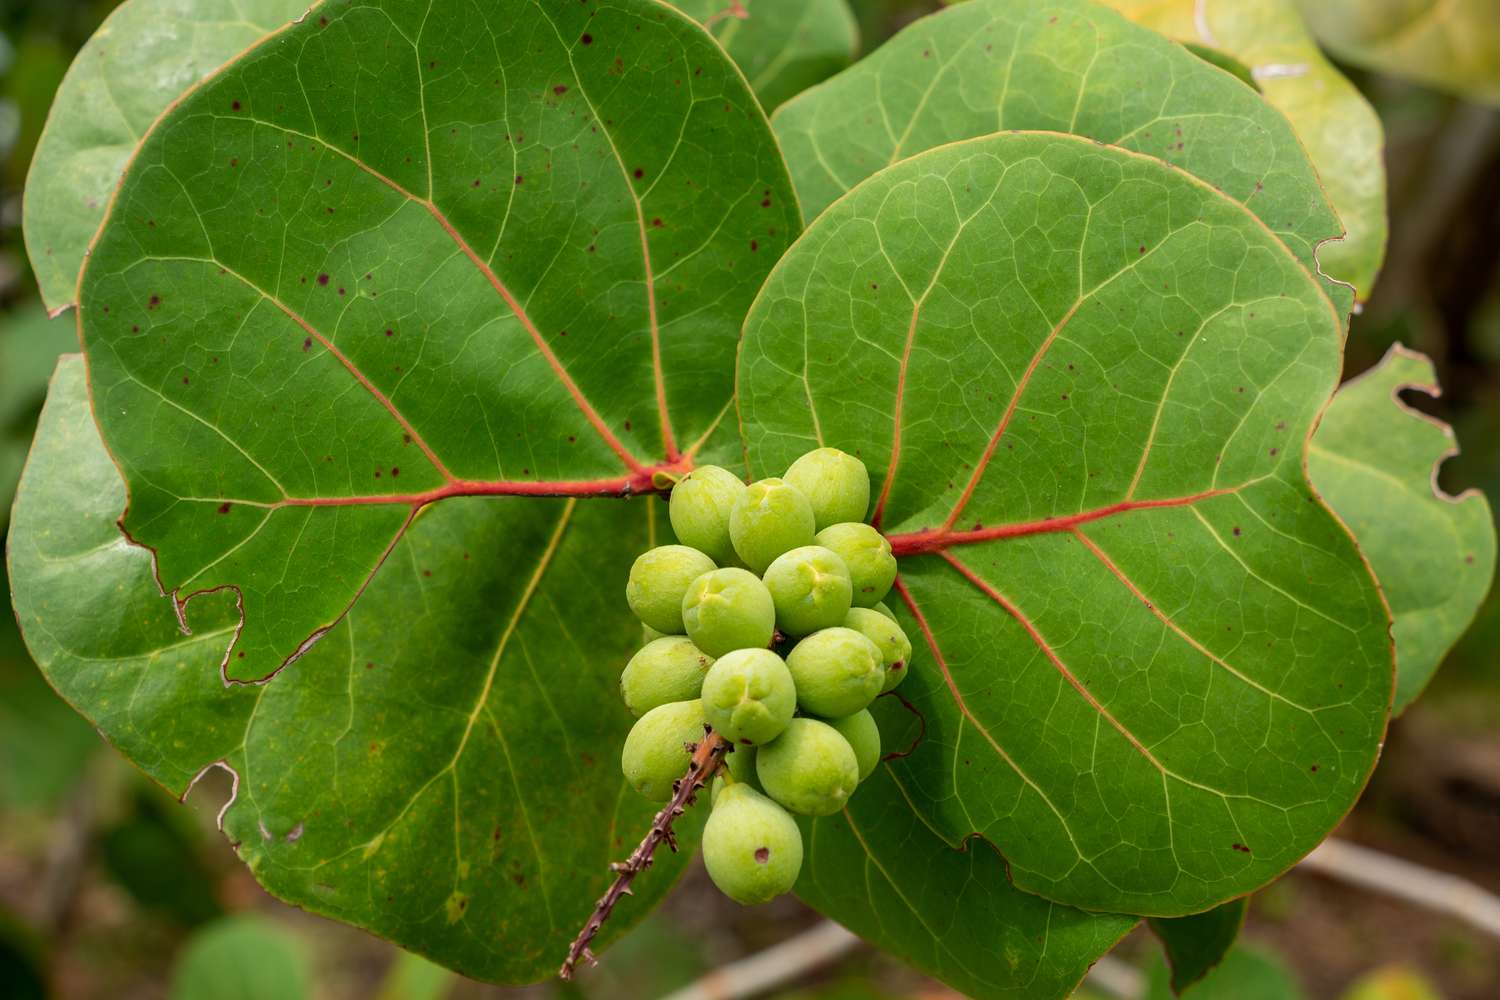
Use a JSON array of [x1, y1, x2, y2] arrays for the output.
[[1299, 837, 1500, 939], [659, 920, 862, 1000], [559, 728, 729, 981]]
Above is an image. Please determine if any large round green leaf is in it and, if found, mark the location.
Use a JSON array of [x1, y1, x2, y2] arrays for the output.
[[1099, 0, 1388, 301], [771, 0, 1354, 319], [76, 0, 798, 681], [740, 132, 1391, 916], [10, 356, 693, 984], [1308, 346, 1496, 713], [22, 0, 313, 315]]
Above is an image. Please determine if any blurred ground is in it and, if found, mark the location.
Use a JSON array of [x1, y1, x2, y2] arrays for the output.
[[1, 1, 1497, 998]]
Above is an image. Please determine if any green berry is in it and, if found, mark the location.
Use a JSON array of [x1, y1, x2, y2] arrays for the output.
[[843, 607, 912, 693], [785, 627, 884, 718], [729, 477, 816, 573], [702, 783, 803, 904], [827, 710, 881, 782], [621, 700, 706, 802], [756, 718, 860, 816], [620, 637, 715, 717], [762, 545, 853, 636], [642, 623, 667, 644], [682, 567, 776, 657], [701, 648, 796, 746], [814, 522, 896, 607], [873, 600, 897, 621], [669, 465, 747, 565], [627, 545, 716, 634], [783, 448, 870, 530]]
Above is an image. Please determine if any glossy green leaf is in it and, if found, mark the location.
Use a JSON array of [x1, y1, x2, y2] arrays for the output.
[[798, 708, 1138, 999], [1148, 897, 1249, 994], [22, 0, 312, 314], [672, 0, 859, 112], [1297, 0, 1500, 104], [1100, 0, 1388, 300], [740, 132, 1391, 916], [771, 0, 1354, 318], [169, 915, 311, 1000], [9, 356, 697, 984], [1309, 345, 1496, 712], [1145, 944, 1304, 1000], [73, 0, 796, 682]]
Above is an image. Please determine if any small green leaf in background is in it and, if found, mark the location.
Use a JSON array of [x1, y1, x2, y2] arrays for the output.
[[1309, 345, 1497, 712], [741, 130, 1390, 918], [673, 0, 859, 112], [168, 915, 311, 1000], [1145, 944, 1305, 1000], [22, 0, 312, 314], [1100, 0, 1389, 301], [100, 786, 224, 926], [770, 0, 1354, 318], [8, 356, 697, 985], [375, 950, 455, 1000], [0, 905, 47, 1000], [1148, 897, 1250, 994], [0, 305, 78, 512], [797, 764, 1138, 999], [1297, 0, 1500, 105], [1341, 964, 1444, 1000]]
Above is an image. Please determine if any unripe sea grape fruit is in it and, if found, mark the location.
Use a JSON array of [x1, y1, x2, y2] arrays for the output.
[[873, 601, 897, 621], [728, 478, 816, 573], [627, 545, 716, 634], [827, 709, 881, 782], [621, 699, 706, 802], [620, 636, 715, 717], [814, 522, 896, 607], [701, 648, 796, 745], [785, 626, 884, 717], [843, 607, 912, 693], [783, 448, 870, 529], [726, 743, 761, 789], [702, 783, 803, 904], [682, 567, 776, 657], [762, 545, 852, 636], [756, 717, 860, 816], [669, 465, 746, 565]]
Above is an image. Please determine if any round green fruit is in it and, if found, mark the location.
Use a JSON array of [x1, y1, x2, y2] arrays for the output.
[[827, 709, 881, 782], [873, 601, 897, 621], [620, 637, 715, 717], [783, 448, 870, 530], [682, 567, 776, 657], [626, 545, 716, 634], [702, 783, 803, 904], [762, 545, 853, 636], [711, 745, 763, 804], [814, 522, 896, 607], [701, 648, 796, 746], [621, 699, 706, 802], [756, 718, 860, 816], [668, 465, 746, 565], [843, 607, 912, 693], [728, 477, 816, 573], [785, 626, 884, 718]]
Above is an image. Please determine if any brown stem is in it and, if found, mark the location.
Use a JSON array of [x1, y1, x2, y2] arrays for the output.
[[558, 728, 729, 981]]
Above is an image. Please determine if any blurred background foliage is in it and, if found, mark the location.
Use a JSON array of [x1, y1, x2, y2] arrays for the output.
[[0, 0, 1496, 997]]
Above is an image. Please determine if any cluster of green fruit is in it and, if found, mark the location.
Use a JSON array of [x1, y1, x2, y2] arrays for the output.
[[616, 448, 914, 906]]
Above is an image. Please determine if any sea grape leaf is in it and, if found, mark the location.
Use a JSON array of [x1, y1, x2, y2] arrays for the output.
[[73, 0, 798, 681], [797, 705, 1138, 999], [771, 0, 1354, 319], [1100, 0, 1388, 300], [1308, 345, 1496, 713], [1148, 897, 1250, 994], [9, 355, 698, 984], [22, 0, 313, 315], [1296, 0, 1500, 105], [672, 0, 859, 112], [739, 132, 1392, 916]]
